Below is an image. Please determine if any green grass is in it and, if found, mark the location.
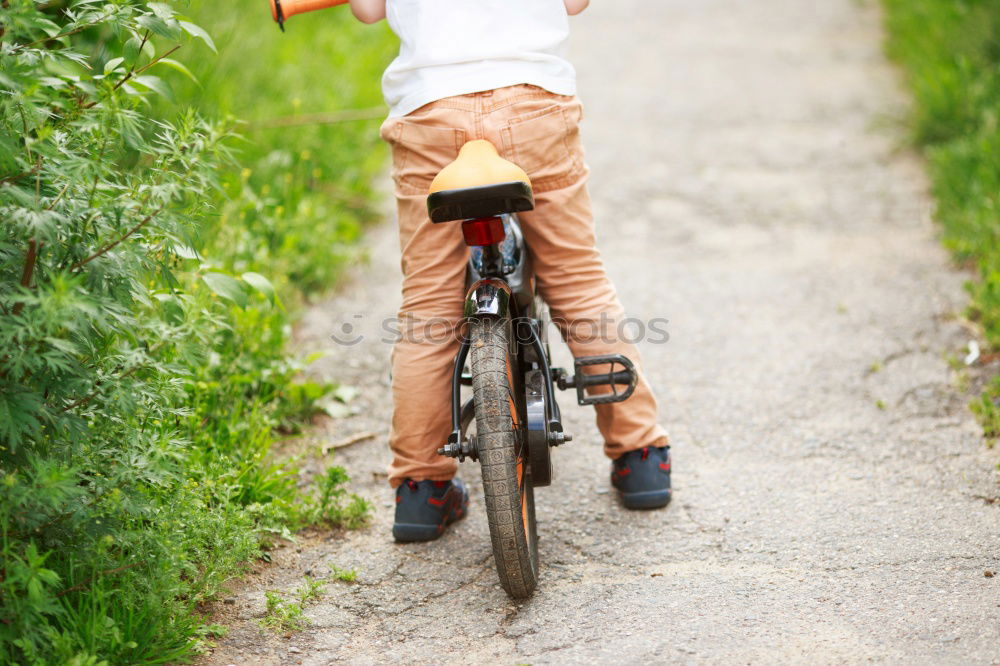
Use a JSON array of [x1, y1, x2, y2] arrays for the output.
[[883, 0, 1000, 440], [971, 375, 1000, 443], [167, 0, 397, 302]]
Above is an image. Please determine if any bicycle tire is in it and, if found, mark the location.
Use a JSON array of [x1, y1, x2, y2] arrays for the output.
[[469, 315, 539, 598]]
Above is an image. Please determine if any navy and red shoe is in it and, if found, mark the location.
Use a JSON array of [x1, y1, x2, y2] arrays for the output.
[[392, 478, 469, 542], [611, 445, 672, 510]]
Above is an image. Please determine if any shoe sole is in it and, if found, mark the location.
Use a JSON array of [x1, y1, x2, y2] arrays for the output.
[[393, 522, 446, 542], [621, 488, 672, 510]]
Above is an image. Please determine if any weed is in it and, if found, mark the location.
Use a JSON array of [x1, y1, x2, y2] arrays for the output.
[[954, 368, 972, 393], [259, 576, 328, 632], [303, 467, 374, 529], [260, 591, 309, 632], [331, 566, 359, 583], [970, 376, 1000, 443]]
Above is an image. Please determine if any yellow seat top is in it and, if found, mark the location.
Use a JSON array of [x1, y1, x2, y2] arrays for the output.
[[429, 140, 531, 194]]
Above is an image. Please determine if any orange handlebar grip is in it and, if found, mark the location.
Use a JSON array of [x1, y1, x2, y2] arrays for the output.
[[270, 0, 349, 29]]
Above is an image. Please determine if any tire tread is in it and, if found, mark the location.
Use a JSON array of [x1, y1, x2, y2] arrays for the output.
[[470, 316, 538, 599]]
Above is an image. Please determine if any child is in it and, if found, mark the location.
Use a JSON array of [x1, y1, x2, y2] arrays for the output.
[[348, 0, 671, 541]]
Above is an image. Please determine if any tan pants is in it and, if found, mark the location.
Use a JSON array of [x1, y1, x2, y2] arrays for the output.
[[380, 84, 668, 488]]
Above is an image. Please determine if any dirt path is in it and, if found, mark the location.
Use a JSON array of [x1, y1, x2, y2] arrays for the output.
[[201, 1, 999, 663]]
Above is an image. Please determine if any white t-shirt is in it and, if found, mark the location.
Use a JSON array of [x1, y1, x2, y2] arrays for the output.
[[382, 0, 577, 117]]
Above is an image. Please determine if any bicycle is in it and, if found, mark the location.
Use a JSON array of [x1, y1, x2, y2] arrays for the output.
[[428, 140, 638, 598]]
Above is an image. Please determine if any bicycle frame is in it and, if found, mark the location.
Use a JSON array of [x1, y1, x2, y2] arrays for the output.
[[440, 215, 566, 467], [439, 212, 626, 490]]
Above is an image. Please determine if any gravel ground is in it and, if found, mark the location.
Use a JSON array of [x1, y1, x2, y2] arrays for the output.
[[198, 0, 999, 663]]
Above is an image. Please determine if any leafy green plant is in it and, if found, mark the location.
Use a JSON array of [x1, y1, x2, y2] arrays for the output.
[[0, 1, 390, 662], [258, 576, 326, 632], [302, 466, 373, 529], [0, 2, 247, 661], [330, 566, 358, 583], [260, 590, 309, 632]]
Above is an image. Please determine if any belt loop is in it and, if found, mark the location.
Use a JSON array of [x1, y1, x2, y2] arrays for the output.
[[474, 93, 484, 137]]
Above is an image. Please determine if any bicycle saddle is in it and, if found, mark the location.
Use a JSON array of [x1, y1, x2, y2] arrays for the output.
[[427, 140, 534, 223]]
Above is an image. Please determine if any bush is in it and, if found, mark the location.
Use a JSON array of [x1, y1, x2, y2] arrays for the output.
[[0, 1, 389, 662]]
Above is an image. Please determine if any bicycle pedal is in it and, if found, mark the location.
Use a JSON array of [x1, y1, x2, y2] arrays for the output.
[[557, 354, 637, 406]]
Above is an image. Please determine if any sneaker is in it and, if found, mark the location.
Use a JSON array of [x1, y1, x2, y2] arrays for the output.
[[392, 478, 469, 542], [611, 445, 672, 509]]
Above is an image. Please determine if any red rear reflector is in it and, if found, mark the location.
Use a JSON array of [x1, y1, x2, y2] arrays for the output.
[[461, 217, 505, 246]]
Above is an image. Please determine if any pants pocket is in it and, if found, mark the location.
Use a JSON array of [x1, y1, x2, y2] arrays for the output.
[[501, 99, 586, 193], [384, 118, 467, 195]]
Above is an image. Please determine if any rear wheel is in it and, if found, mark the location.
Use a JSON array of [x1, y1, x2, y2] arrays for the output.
[[469, 315, 538, 598]]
